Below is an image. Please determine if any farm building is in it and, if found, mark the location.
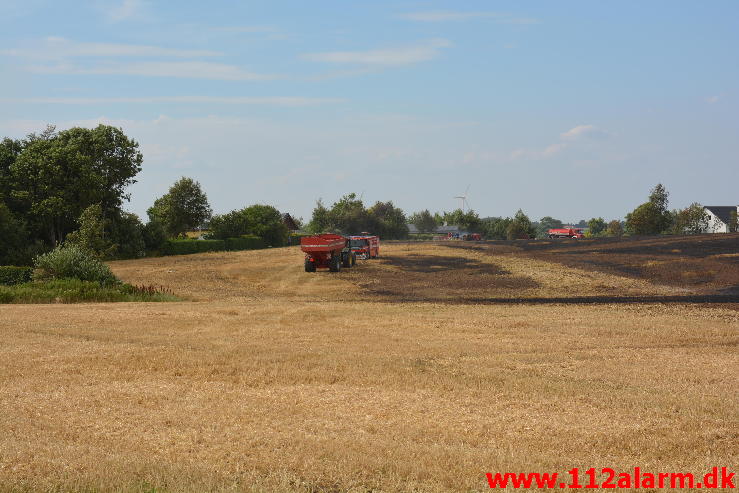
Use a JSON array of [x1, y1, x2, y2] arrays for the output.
[[702, 205, 738, 233]]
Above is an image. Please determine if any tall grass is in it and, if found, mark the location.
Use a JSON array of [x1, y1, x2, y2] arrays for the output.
[[0, 279, 178, 303]]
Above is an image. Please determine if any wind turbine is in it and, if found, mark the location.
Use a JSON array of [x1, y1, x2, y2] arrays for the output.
[[454, 185, 471, 212]]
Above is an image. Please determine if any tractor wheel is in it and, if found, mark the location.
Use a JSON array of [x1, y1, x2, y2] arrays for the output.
[[304, 259, 316, 272], [342, 252, 351, 268], [329, 255, 341, 272], [351, 253, 356, 266]]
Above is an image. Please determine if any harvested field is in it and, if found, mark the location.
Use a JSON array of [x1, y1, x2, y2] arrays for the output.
[[1, 237, 738, 492]]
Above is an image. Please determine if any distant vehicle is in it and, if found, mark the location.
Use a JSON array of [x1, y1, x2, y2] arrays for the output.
[[548, 228, 585, 239], [300, 234, 356, 272], [348, 234, 380, 259], [462, 233, 482, 241]]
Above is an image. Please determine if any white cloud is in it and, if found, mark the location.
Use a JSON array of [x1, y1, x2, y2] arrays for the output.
[[302, 39, 451, 67], [1, 37, 220, 59], [560, 124, 609, 140], [27, 61, 276, 80], [1, 96, 344, 106], [706, 95, 720, 104], [107, 0, 146, 22], [512, 125, 608, 160], [398, 11, 539, 24]]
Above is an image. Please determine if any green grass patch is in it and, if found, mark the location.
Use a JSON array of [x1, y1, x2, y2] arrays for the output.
[[0, 279, 179, 304]]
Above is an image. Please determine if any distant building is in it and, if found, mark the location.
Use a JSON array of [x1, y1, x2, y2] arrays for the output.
[[703, 206, 738, 233]]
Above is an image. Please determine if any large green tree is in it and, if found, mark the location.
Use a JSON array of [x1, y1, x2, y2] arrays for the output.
[[481, 217, 512, 240], [409, 209, 438, 233], [148, 177, 212, 238], [671, 203, 709, 234], [442, 209, 481, 232], [625, 184, 673, 235], [506, 209, 536, 239], [587, 217, 607, 236], [7, 125, 142, 246], [368, 201, 408, 239]]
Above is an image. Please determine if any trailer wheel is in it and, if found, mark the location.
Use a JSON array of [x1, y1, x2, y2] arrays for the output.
[[304, 259, 316, 272], [329, 255, 341, 272]]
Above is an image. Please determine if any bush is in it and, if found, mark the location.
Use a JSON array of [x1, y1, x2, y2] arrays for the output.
[[225, 235, 267, 251], [161, 239, 226, 256], [34, 245, 118, 284], [0, 266, 33, 285]]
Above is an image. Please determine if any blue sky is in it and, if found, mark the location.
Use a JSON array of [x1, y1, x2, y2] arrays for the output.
[[1, 0, 737, 223]]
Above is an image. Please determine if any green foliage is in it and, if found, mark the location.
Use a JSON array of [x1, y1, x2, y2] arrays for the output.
[[241, 204, 288, 246], [730, 210, 738, 233], [224, 235, 267, 251], [161, 239, 226, 256], [410, 209, 438, 233], [162, 235, 269, 255], [506, 209, 535, 240], [481, 217, 512, 240], [307, 194, 407, 239], [110, 212, 146, 259], [34, 244, 118, 284], [0, 201, 33, 265], [65, 203, 116, 258], [209, 205, 288, 246], [208, 209, 250, 239], [307, 199, 330, 233], [626, 184, 672, 235], [0, 266, 33, 285], [143, 220, 168, 251], [439, 209, 481, 232], [671, 202, 709, 234], [8, 125, 142, 246], [0, 278, 177, 304], [587, 217, 607, 236], [606, 220, 624, 237], [626, 202, 672, 235], [148, 177, 212, 238], [536, 216, 564, 239], [368, 201, 408, 239]]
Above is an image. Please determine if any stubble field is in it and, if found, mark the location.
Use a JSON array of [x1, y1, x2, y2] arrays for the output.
[[1, 237, 737, 492]]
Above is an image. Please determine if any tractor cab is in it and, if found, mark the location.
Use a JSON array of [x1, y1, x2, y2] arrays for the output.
[[349, 237, 371, 259]]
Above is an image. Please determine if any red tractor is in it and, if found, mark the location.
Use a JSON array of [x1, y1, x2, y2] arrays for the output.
[[348, 235, 380, 259], [300, 234, 356, 272], [548, 228, 585, 239]]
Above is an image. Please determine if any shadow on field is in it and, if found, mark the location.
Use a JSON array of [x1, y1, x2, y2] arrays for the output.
[[348, 253, 539, 301], [438, 234, 739, 295]]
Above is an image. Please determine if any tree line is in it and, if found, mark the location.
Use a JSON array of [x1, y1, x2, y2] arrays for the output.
[[309, 184, 734, 240], [0, 125, 292, 266]]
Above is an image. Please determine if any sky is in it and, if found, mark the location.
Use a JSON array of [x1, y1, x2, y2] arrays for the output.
[[1, 0, 737, 223]]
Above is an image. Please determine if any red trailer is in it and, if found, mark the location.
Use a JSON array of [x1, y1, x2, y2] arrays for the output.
[[548, 228, 585, 239], [301, 234, 356, 272], [348, 235, 380, 259]]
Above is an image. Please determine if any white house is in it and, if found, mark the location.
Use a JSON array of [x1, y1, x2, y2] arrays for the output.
[[703, 206, 738, 233]]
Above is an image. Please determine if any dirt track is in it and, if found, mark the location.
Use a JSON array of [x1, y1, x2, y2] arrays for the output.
[[1, 238, 737, 492]]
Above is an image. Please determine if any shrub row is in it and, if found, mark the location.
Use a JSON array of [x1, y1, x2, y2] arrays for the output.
[[224, 235, 266, 251], [161, 235, 268, 256], [0, 266, 33, 285]]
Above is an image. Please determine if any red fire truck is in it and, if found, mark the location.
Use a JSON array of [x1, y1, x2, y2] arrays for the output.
[[348, 234, 380, 259], [547, 228, 585, 239]]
